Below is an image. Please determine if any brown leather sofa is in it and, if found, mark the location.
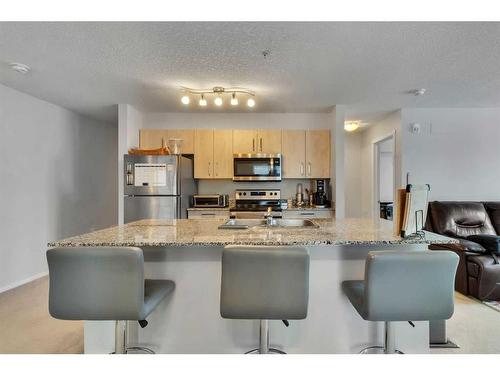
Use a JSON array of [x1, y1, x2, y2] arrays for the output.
[[425, 201, 500, 301]]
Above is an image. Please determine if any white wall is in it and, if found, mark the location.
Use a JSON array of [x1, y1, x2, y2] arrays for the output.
[[378, 138, 394, 202], [401, 108, 500, 201], [118, 104, 143, 224], [143, 112, 331, 130], [0, 84, 117, 292], [344, 111, 401, 218], [345, 132, 363, 217]]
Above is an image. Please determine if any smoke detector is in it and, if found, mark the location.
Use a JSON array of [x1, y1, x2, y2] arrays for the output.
[[411, 88, 426, 96], [9, 62, 31, 74]]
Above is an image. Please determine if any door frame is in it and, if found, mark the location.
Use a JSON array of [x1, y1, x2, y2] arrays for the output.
[[372, 131, 396, 219]]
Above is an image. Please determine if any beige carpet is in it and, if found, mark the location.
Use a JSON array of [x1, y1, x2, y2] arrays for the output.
[[430, 292, 500, 354], [0, 276, 83, 354]]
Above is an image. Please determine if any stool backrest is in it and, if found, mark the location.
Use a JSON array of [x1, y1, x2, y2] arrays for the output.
[[46, 247, 144, 320], [221, 246, 309, 320], [364, 250, 459, 321]]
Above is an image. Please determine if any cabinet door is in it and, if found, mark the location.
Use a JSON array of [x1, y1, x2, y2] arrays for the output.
[[194, 129, 214, 179], [258, 129, 282, 153], [306, 130, 331, 178], [213, 129, 233, 179], [167, 129, 195, 154], [233, 129, 258, 154], [188, 210, 230, 219], [139, 129, 169, 149], [282, 130, 306, 178]]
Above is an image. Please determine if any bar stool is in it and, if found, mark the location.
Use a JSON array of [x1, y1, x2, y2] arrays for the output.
[[46, 246, 175, 354], [220, 245, 309, 354], [342, 250, 458, 354]]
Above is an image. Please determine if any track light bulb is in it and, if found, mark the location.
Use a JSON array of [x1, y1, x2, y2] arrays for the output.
[[199, 95, 207, 106], [247, 98, 255, 108], [214, 96, 223, 106], [181, 96, 190, 105], [231, 93, 238, 106]]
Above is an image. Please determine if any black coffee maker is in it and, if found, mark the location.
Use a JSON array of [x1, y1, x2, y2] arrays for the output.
[[313, 179, 328, 207]]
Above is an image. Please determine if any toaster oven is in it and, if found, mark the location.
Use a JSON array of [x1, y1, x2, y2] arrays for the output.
[[192, 194, 229, 208]]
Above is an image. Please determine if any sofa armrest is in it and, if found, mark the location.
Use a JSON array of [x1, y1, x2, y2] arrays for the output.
[[466, 235, 500, 254], [429, 238, 486, 254]]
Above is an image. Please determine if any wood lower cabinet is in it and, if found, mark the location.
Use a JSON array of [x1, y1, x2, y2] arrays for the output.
[[139, 129, 195, 154], [282, 130, 307, 178], [306, 129, 330, 178], [194, 129, 214, 179], [282, 210, 333, 219], [187, 210, 230, 219]]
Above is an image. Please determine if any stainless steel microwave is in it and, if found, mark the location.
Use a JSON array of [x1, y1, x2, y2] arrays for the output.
[[192, 194, 229, 208], [233, 154, 282, 181]]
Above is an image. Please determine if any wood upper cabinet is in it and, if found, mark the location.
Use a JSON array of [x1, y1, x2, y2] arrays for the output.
[[233, 129, 282, 154], [232, 129, 258, 154], [194, 129, 214, 179], [257, 129, 282, 153], [139, 129, 195, 154], [213, 129, 233, 179], [306, 129, 330, 178], [282, 130, 307, 178]]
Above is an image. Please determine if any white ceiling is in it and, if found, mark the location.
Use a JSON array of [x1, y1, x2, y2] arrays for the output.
[[1, 22, 500, 123]]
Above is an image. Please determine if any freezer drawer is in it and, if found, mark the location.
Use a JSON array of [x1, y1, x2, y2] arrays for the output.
[[124, 196, 180, 223]]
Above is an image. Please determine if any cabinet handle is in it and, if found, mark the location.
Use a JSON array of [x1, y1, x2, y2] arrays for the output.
[[252, 138, 255, 152], [308, 162, 312, 176], [300, 162, 304, 176], [215, 162, 218, 176], [208, 161, 211, 176], [201, 213, 216, 216], [300, 212, 315, 216], [260, 138, 263, 151]]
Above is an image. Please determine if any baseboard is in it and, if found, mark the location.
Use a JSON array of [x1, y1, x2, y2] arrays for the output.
[[0, 272, 49, 294]]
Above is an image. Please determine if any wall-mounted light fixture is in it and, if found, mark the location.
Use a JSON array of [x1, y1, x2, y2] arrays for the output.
[[180, 86, 256, 108], [344, 121, 360, 132]]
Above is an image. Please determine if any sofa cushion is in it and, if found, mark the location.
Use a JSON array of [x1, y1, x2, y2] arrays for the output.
[[467, 234, 500, 254], [484, 202, 500, 235], [428, 201, 496, 239]]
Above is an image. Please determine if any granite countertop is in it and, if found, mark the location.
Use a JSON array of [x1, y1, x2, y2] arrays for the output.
[[285, 206, 334, 211], [187, 207, 231, 211], [48, 218, 457, 248]]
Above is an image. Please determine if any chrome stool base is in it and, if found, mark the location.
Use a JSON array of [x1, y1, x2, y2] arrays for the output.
[[246, 348, 286, 354], [111, 320, 156, 354], [125, 346, 155, 354], [359, 345, 404, 354], [244, 320, 287, 355]]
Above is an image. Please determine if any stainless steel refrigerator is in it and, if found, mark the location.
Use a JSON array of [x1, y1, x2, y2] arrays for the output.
[[124, 154, 197, 223]]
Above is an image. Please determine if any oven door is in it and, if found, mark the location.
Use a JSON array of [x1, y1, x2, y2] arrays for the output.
[[233, 154, 281, 181]]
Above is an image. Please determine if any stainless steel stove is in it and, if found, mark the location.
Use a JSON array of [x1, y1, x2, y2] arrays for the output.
[[230, 189, 282, 219]]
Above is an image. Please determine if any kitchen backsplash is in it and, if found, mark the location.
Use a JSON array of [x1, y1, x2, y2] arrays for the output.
[[198, 179, 332, 200]]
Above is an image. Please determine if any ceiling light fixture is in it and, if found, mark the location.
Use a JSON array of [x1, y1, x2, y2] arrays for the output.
[[181, 86, 255, 109], [9, 62, 31, 74], [230, 93, 238, 106], [344, 121, 360, 132], [199, 94, 207, 107]]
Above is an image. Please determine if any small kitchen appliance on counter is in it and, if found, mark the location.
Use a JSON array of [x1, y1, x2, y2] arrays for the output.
[[192, 194, 229, 208], [312, 179, 329, 208], [230, 189, 282, 219]]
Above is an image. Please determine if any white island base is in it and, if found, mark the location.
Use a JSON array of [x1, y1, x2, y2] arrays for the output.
[[84, 243, 431, 354]]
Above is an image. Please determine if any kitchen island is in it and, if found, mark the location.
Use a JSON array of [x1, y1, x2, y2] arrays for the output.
[[49, 218, 456, 354]]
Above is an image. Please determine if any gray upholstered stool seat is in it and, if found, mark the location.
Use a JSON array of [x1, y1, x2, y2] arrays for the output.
[[342, 250, 459, 354], [47, 246, 175, 354], [220, 246, 309, 354]]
